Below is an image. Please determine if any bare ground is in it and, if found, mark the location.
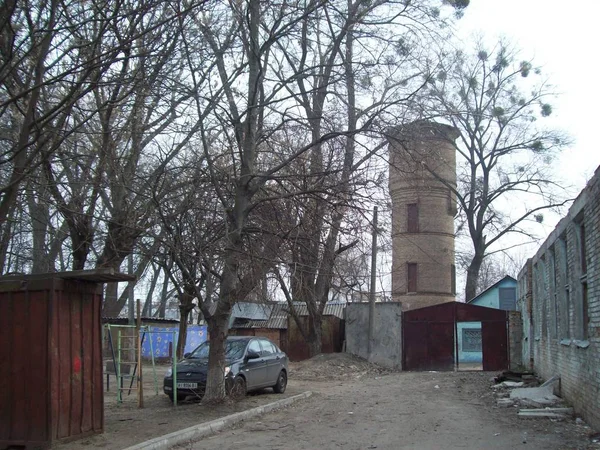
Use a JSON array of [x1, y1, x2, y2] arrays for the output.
[[53, 364, 305, 450], [54, 355, 599, 450]]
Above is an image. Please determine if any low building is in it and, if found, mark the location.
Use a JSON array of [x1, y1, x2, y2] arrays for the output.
[[228, 303, 288, 351], [467, 275, 517, 310], [285, 303, 346, 361], [227, 302, 346, 361], [517, 165, 600, 430], [460, 276, 520, 366]]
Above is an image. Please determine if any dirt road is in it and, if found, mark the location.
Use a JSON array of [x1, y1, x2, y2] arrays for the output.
[[179, 372, 596, 450]]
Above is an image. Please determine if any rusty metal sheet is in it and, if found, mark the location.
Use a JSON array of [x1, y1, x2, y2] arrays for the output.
[[402, 321, 430, 370], [0, 278, 104, 449], [403, 321, 455, 371], [456, 302, 508, 322], [403, 302, 509, 372], [482, 320, 509, 371], [403, 302, 456, 323], [427, 322, 456, 371], [0, 290, 11, 440]]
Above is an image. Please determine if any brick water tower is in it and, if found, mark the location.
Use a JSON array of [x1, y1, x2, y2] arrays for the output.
[[387, 121, 459, 310]]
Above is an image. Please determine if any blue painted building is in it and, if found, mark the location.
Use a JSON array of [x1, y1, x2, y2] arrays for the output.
[[457, 276, 517, 364], [467, 275, 518, 310]]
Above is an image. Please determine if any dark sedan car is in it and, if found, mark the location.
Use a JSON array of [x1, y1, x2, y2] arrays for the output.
[[163, 336, 288, 402]]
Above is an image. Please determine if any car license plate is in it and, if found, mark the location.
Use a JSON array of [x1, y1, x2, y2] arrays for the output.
[[177, 382, 197, 389]]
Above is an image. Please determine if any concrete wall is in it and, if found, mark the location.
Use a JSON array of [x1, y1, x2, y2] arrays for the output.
[[517, 165, 600, 431], [388, 121, 458, 310], [345, 303, 403, 369], [457, 321, 482, 363], [471, 278, 517, 309]]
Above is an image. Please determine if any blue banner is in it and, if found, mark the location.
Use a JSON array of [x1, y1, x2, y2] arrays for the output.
[[141, 325, 207, 358]]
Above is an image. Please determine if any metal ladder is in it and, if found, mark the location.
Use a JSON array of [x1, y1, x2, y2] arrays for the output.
[[105, 324, 150, 403]]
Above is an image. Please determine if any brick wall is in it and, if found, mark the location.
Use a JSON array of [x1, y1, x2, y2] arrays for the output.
[[508, 311, 523, 370], [517, 165, 600, 430], [388, 121, 458, 310]]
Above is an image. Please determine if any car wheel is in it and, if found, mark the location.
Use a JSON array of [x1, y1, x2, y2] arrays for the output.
[[230, 376, 246, 399], [273, 370, 287, 394]]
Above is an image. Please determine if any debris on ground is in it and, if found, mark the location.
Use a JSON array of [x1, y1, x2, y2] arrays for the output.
[[493, 381, 524, 389], [289, 353, 390, 380], [494, 370, 537, 384], [517, 407, 573, 419], [489, 373, 587, 426], [510, 384, 562, 406]]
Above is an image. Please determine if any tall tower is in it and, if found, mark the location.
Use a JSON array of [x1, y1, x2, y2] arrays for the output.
[[387, 121, 458, 310]]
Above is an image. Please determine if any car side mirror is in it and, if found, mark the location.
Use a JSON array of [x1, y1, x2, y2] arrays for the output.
[[183, 353, 191, 359], [246, 350, 260, 361]]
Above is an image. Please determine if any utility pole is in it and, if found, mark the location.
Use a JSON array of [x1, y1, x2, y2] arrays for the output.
[[367, 206, 378, 359]]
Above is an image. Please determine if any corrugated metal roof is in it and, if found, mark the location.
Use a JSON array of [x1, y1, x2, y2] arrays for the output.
[[231, 302, 272, 320], [231, 303, 288, 329], [205, 301, 346, 328], [285, 302, 346, 320], [102, 317, 180, 325]]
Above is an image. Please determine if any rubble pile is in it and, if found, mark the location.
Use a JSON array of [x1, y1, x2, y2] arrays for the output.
[[491, 371, 578, 421], [289, 353, 390, 381]]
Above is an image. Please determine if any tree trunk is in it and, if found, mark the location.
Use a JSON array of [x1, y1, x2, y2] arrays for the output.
[[202, 312, 230, 403], [0, 203, 16, 273], [156, 264, 171, 318], [142, 266, 159, 316], [103, 282, 120, 317], [465, 251, 485, 302], [28, 186, 51, 274], [306, 312, 323, 357], [176, 292, 195, 358]]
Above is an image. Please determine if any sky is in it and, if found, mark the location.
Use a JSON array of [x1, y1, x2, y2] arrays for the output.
[[442, 0, 600, 295], [131, 1, 600, 307], [454, 0, 600, 199]]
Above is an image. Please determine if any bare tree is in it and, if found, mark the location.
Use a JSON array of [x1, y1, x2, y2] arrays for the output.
[[415, 40, 571, 301], [270, 0, 460, 356], [0, 0, 209, 278]]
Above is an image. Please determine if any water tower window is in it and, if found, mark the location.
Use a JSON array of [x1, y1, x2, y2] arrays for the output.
[[407, 263, 418, 293], [407, 203, 419, 232]]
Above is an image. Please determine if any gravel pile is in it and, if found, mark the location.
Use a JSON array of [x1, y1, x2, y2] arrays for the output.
[[289, 353, 390, 381]]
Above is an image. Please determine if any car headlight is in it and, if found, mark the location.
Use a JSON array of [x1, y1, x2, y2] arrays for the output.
[[165, 367, 172, 378], [224, 366, 231, 376]]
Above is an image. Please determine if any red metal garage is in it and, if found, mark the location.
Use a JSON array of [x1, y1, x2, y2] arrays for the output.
[[402, 302, 508, 371]]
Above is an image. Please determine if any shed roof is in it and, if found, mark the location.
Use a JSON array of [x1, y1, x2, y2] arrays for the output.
[[0, 268, 135, 283], [231, 303, 288, 329], [206, 301, 346, 328], [285, 302, 346, 320]]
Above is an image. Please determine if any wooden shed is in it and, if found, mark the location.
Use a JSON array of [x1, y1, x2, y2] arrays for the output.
[[228, 304, 288, 352], [0, 269, 133, 449], [285, 304, 346, 361]]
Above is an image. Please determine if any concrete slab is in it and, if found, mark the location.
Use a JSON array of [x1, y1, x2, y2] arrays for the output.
[[519, 407, 573, 415], [509, 385, 560, 405], [494, 381, 524, 388], [123, 391, 312, 450]]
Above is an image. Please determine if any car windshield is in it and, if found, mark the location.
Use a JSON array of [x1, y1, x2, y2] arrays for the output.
[[187, 339, 248, 360]]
